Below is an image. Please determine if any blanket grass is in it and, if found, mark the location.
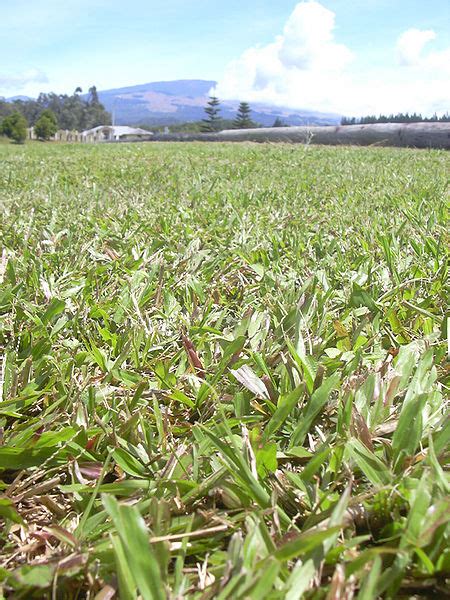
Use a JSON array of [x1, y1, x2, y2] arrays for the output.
[[0, 141, 448, 598]]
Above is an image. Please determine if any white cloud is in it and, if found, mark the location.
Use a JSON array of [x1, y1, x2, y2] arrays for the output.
[[214, 1, 450, 116], [0, 68, 48, 92], [278, 2, 353, 71], [396, 28, 436, 65]]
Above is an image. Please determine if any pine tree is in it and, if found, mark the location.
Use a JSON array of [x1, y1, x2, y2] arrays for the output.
[[201, 96, 222, 132], [272, 117, 287, 128], [233, 102, 256, 129]]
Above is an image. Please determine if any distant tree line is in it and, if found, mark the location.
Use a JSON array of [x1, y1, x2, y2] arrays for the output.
[[341, 112, 450, 125], [145, 120, 237, 134], [1, 107, 61, 143], [0, 86, 111, 134]]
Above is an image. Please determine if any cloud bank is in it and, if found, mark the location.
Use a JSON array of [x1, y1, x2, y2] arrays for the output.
[[214, 1, 450, 116], [396, 28, 436, 66], [0, 68, 48, 92]]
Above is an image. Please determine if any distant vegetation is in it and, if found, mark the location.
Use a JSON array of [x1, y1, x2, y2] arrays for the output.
[[201, 97, 259, 131], [341, 112, 450, 125], [0, 111, 27, 143], [0, 86, 111, 132], [34, 109, 58, 140], [197, 97, 287, 132], [143, 97, 264, 134], [272, 116, 289, 127], [144, 120, 236, 134], [201, 96, 222, 132], [233, 101, 257, 129], [146, 117, 288, 134], [3, 84, 448, 138]]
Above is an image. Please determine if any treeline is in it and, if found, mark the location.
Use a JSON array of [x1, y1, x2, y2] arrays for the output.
[[146, 119, 237, 134], [0, 86, 111, 132], [149, 116, 289, 134], [341, 112, 450, 125]]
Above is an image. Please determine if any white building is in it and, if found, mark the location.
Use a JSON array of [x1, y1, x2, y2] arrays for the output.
[[80, 125, 153, 143]]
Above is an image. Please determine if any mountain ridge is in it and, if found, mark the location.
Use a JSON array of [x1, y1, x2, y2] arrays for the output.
[[96, 79, 341, 127], [5, 80, 341, 127]]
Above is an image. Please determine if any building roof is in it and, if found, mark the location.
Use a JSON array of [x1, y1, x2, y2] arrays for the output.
[[81, 125, 152, 136], [111, 126, 152, 136]]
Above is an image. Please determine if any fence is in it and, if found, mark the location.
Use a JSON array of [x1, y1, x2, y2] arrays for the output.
[[27, 128, 82, 142]]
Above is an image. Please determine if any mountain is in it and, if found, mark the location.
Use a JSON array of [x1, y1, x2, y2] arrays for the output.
[[5, 95, 32, 102], [96, 80, 340, 127]]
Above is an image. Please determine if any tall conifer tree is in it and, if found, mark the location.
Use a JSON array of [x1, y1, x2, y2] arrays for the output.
[[201, 96, 222, 132], [233, 102, 256, 129]]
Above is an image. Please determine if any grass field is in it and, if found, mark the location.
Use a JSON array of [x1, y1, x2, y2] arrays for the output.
[[0, 141, 449, 599]]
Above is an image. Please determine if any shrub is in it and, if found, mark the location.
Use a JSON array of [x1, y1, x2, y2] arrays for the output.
[[0, 111, 28, 143], [34, 109, 58, 140]]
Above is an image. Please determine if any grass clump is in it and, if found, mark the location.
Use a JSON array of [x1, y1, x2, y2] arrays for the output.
[[0, 141, 449, 598]]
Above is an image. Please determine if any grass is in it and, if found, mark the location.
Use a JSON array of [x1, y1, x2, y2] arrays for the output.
[[0, 140, 448, 599]]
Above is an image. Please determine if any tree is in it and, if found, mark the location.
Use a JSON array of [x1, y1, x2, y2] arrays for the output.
[[233, 102, 256, 129], [272, 117, 287, 127], [0, 111, 28, 143], [0, 98, 14, 121], [341, 112, 450, 125], [34, 109, 58, 140], [83, 86, 111, 129], [1, 86, 111, 132], [88, 86, 99, 105], [201, 96, 222, 132]]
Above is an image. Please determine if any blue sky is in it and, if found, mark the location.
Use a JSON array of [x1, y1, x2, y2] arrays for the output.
[[1, 0, 449, 114]]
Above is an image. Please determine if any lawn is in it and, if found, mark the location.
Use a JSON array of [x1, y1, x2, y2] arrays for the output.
[[0, 141, 449, 598]]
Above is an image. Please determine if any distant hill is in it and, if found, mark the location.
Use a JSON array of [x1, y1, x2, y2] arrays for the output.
[[5, 95, 32, 102], [4, 81, 341, 127], [95, 80, 340, 127]]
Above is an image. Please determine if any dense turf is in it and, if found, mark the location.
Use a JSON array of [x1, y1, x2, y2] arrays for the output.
[[0, 141, 449, 598]]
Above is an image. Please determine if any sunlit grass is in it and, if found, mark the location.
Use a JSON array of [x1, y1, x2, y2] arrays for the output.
[[0, 141, 448, 598]]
